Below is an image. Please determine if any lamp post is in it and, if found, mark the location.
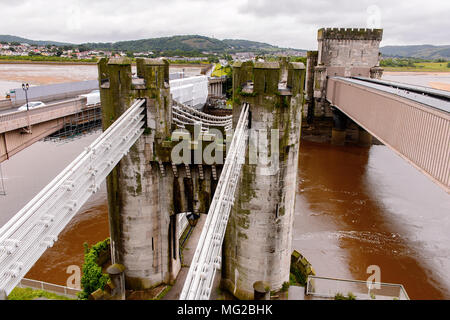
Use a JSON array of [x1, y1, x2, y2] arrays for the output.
[[22, 83, 32, 133], [22, 83, 29, 111]]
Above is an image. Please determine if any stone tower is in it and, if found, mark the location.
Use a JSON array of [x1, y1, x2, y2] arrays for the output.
[[222, 60, 305, 299], [311, 28, 383, 118], [99, 57, 182, 290]]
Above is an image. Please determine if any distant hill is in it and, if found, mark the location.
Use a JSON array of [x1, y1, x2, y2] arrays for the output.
[[0, 34, 306, 55], [222, 39, 280, 51], [83, 35, 229, 53], [0, 35, 71, 46], [83, 35, 306, 54], [380, 45, 450, 60]]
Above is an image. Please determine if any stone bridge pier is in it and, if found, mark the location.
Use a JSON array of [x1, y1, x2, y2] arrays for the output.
[[306, 27, 384, 146], [99, 57, 219, 292], [221, 60, 305, 299]]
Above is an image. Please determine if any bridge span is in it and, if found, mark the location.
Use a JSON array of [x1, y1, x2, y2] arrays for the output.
[[326, 77, 450, 193], [0, 73, 211, 163]]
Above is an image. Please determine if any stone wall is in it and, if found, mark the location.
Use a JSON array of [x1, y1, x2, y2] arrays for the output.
[[222, 60, 305, 299], [306, 27, 383, 119]]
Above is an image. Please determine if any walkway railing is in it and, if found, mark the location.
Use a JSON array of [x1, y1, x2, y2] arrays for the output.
[[180, 103, 249, 300], [17, 278, 81, 299], [0, 99, 146, 297], [306, 275, 409, 300]]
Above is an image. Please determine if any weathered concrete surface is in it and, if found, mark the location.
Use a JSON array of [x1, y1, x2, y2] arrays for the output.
[[222, 60, 305, 300], [100, 57, 182, 290]]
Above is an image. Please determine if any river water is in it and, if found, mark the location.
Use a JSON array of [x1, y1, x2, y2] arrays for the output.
[[0, 64, 449, 299]]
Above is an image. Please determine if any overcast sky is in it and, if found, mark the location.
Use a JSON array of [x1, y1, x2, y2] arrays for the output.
[[0, 0, 449, 49]]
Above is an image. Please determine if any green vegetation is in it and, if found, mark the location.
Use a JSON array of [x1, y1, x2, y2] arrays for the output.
[[0, 55, 96, 63], [281, 281, 290, 292], [152, 285, 172, 300], [380, 45, 450, 60], [381, 58, 450, 72], [334, 292, 356, 300], [78, 238, 111, 300], [211, 64, 232, 77], [8, 287, 72, 300]]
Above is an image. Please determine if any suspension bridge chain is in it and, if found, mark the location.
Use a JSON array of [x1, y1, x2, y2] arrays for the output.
[[172, 102, 233, 132], [180, 103, 249, 300], [0, 99, 146, 297]]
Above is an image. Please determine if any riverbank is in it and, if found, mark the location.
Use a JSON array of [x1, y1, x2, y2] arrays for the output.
[[382, 71, 450, 91]]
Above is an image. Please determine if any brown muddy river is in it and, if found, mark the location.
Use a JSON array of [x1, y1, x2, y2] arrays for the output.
[[0, 65, 449, 299]]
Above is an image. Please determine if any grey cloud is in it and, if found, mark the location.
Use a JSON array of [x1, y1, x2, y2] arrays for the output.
[[0, 0, 448, 49]]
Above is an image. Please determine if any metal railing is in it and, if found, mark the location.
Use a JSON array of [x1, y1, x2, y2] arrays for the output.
[[180, 103, 249, 300], [306, 275, 410, 300], [0, 99, 146, 297], [17, 278, 81, 299]]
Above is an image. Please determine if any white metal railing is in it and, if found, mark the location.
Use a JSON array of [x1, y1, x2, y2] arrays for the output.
[[180, 103, 249, 300], [0, 99, 146, 297], [306, 276, 410, 300], [16, 278, 81, 299], [177, 212, 190, 240]]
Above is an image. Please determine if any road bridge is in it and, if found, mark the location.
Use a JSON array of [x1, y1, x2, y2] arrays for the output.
[[0, 72, 210, 163]]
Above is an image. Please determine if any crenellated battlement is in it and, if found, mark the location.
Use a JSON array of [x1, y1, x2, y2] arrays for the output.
[[232, 60, 305, 99], [318, 27, 383, 41]]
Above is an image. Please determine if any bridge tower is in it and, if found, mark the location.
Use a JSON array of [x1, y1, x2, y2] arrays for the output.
[[222, 60, 305, 299], [99, 57, 196, 292], [306, 28, 383, 145]]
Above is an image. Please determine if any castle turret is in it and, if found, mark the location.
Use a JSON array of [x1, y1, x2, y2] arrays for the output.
[[222, 60, 305, 299]]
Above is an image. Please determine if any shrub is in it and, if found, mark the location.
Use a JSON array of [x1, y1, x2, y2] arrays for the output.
[[78, 238, 111, 300]]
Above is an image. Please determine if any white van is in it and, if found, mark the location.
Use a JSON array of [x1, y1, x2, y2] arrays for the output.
[[80, 90, 100, 106]]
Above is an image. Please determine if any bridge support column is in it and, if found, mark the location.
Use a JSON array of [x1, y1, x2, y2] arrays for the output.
[[305, 51, 318, 124], [358, 127, 373, 147], [222, 61, 305, 299], [331, 107, 348, 146], [100, 57, 181, 291]]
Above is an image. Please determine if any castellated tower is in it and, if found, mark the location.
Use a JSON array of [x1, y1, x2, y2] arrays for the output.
[[311, 28, 384, 117], [222, 60, 305, 299], [99, 57, 182, 290]]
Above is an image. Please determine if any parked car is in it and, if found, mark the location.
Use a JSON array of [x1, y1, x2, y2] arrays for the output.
[[17, 101, 46, 111], [80, 90, 100, 106]]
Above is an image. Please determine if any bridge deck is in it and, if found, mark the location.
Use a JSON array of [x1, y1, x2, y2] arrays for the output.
[[326, 77, 450, 193], [335, 77, 450, 112]]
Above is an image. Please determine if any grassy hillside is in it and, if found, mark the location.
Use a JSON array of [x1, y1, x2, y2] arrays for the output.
[[84, 35, 229, 53], [381, 45, 450, 60], [0, 35, 70, 46], [222, 39, 279, 51], [381, 58, 450, 72]]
